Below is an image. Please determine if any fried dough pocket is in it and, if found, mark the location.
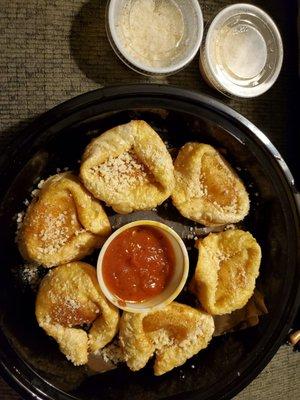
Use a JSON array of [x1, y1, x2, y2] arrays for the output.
[[172, 143, 249, 226], [119, 302, 214, 375], [18, 172, 111, 267], [190, 230, 261, 315], [80, 120, 175, 214], [35, 262, 119, 365]]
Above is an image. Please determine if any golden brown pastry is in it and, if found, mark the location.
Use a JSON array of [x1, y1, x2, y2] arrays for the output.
[[35, 262, 119, 366], [213, 290, 268, 336], [172, 143, 249, 226], [18, 172, 111, 267], [190, 230, 261, 315], [80, 120, 175, 214], [119, 302, 214, 375]]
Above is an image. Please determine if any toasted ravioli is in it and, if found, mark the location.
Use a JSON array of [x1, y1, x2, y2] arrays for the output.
[[80, 120, 175, 214], [119, 302, 214, 375], [35, 262, 119, 366], [191, 230, 261, 315], [172, 143, 249, 226], [18, 173, 111, 267]]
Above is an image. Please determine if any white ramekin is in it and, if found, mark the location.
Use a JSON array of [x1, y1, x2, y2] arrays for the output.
[[106, 0, 203, 76], [97, 220, 189, 313]]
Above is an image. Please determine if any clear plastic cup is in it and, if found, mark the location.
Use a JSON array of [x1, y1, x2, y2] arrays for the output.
[[200, 3, 283, 98], [106, 0, 203, 76]]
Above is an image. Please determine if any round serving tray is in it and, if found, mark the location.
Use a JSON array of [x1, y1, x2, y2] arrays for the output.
[[0, 85, 299, 400]]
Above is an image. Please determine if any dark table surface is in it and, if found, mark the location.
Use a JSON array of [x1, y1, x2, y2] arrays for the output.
[[0, 0, 299, 399]]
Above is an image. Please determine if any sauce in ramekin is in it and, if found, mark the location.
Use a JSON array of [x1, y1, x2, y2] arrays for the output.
[[102, 226, 175, 302]]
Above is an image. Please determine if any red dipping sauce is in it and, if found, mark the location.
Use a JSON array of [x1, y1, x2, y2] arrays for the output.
[[102, 226, 175, 302]]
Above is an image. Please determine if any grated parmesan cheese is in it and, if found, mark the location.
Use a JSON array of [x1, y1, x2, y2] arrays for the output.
[[21, 263, 41, 289], [100, 341, 125, 365], [15, 211, 25, 240], [90, 150, 153, 192], [150, 329, 175, 349], [37, 179, 45, 189]]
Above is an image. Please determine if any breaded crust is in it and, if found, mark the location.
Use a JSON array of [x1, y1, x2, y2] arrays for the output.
[[80, 120, 175, 214], [35, 262, 119, 365], [190, 230, 261, 315], [18, 172, 111, 267], [119, 302, 214, 375], [172, 143, 249, 226]]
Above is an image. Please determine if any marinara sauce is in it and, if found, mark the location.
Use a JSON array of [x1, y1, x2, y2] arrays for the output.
[[102, 226, 175, 302]]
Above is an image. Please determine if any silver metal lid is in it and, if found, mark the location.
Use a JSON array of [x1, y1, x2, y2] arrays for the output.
[[200, 3, 283, 98]]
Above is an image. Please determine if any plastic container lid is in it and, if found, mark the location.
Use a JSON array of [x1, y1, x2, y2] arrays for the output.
[[200, 3, 283, 98]]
